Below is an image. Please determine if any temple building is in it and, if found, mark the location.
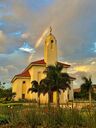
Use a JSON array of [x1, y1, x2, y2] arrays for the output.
[[11, 28, 75, 104]]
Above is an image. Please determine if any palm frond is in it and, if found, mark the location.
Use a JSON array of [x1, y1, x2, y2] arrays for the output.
[[27, 88, 32, 93], [56, 63, 63, 73], [81, 76, 93, 92]]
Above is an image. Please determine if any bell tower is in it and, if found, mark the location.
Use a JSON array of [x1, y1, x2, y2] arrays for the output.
[[44, 27, 57, 66]]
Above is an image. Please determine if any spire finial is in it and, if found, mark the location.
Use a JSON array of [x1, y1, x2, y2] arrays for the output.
[[50, 26, 52, 34]]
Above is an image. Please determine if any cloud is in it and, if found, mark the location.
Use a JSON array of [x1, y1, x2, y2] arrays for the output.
[[11, 0, 96, 59], [0, 50, 30, 72], [0, 0, 96, 87], [69, 57, 96, 74], [0, 30, 5, 41], [0, 30, 6, 52], [0, 50, 31, 82], [19, 42, 36, 53], [0, 66, 8, 76], [1, 0, 96, 57], [0, 64, 19, 82], [21, 32, 31, 39], [68, 57, 96, 88]]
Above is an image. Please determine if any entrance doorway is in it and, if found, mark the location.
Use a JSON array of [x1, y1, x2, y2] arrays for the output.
[[22, 94, 25, 99]]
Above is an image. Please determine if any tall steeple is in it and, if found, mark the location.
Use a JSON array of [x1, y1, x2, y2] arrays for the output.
[[44, 27, 57, 66]]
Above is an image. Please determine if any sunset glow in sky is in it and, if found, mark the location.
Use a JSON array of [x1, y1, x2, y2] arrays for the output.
[[0, 0, 96, 88]]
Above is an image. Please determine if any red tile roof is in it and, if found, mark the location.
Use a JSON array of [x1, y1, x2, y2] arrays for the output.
[[73, 88, 81, 93], [27, 59, 70, 69], [16, 70, 30, 77], [11, 59, 71, 83], [11, 70, 30, 83], [23, 59, 70, 73], [57, 61, 70, 67], [31, 59, 46, 65]]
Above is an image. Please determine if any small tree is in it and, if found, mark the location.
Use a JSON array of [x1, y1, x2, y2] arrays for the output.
[[81, 76, 93, 107], [5, 88, 16, 101], [0, 85, 16, 101], [28, 80, 44, 107]]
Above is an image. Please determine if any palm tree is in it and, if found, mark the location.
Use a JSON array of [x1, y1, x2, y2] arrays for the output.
[[40, 78, 54, 108], [43, 64, 71, 108], [81, 76, 93, 107], [28, 80, 42, 107]]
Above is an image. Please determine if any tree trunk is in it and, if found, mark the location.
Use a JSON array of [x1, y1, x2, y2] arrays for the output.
[[57, 91, 60, 108], [89, 90, 92, 108], [48, 91, 50, 109], [37, 93, 40, 108]]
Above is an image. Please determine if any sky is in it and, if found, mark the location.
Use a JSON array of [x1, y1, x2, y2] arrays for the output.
[[0, 0, 96, 88]]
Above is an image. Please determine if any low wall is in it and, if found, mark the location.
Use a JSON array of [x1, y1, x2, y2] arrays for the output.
[[59, 101, 96, 109]]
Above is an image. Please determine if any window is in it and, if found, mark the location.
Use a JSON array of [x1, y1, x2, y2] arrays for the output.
[[51, 40, 54, 49], [22, 81, 26, 94], [22, 81, 26, 84], [37, 71, 41, 81], [51, 40, 54, 43]]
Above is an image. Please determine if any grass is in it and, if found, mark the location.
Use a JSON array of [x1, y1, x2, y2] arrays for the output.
[[0, 103, 96, 128], [0, 114, 9, 125], [0, 103, 23, 106]]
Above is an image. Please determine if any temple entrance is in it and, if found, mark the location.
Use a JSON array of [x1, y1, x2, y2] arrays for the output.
[[49, 92, 53, 103]]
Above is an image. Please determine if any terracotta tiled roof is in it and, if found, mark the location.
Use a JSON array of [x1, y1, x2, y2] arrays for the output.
[[57, 61, 70, 67], [31, 59, 46, 65], [23, 59, 70, 73], [11, 59, 71, 83], [16, 70, 30, 77], [29, 59, 70, 67], [73, 88, 81, 93], [11, 70, 30, 83]]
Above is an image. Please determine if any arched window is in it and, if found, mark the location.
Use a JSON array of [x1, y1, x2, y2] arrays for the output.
[[51, 40, 54, 49], [22, 81, 26, 84], [37, 71, 41, 82]]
